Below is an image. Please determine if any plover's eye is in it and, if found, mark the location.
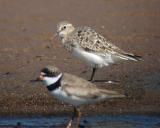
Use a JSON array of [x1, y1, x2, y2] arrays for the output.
[[44, 74, 48, 77], [42, 73, 49, 77]]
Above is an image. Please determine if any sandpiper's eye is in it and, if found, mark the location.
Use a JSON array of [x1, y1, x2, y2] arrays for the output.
[[60, 26, 67, 31], [61, 26, 66, 31]]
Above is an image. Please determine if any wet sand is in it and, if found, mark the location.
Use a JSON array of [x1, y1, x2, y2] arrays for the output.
[[0, 0, 160, 116]]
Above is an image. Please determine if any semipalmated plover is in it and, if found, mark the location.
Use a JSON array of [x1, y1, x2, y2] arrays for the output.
[[36, 65, 125, 128], [55, 21, 142, 81]]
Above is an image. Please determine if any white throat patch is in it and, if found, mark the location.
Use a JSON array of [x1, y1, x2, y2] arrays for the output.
[[43, 73, 62, 86]]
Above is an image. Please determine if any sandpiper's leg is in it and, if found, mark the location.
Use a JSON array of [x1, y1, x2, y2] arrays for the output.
[[89, 67, 97, 81], [75, 108, 81, 128], [66, 107, 77, 128]]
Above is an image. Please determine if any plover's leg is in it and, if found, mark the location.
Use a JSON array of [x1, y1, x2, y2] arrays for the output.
[[66, 120, 72, 128], [89, 67, 97, 81], [75, 108, 81, 128], [66, 107, 77, 128]]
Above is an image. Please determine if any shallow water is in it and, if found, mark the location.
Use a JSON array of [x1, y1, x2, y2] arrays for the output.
[[0, 115, 160, 128]]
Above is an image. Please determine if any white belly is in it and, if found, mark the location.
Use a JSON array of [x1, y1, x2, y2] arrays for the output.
[[72, 48, 113, 68], [51, 88, 87, 106], [51, 87, 108, 107]]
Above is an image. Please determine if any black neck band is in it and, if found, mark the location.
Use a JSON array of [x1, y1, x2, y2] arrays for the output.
[[47, 75, 62, 91]]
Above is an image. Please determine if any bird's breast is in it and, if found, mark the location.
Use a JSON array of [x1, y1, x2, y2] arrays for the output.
[[50, 88, 86, 106], [72, 48, 108, 68]]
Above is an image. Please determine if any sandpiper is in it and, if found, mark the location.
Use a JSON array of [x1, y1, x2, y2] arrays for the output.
[[35, 65, 125, 128], [55, 21, 142, 81]]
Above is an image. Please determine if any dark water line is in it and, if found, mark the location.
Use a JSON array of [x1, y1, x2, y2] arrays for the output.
[[0, 115, 159, 128]]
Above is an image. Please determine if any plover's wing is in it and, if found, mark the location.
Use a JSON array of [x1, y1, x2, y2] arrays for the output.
[[70, 27, 141, 61], [61, 73, 124, 99]]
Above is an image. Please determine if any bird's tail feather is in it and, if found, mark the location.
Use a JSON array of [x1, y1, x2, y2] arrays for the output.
[[113, 52, 142, 61], [101, 90, 125, 99], [122, 53, 142, 61]]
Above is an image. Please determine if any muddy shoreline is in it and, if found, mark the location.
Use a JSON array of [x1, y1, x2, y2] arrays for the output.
[[0, 0, 160, 117], [0, 90, 159, 117]]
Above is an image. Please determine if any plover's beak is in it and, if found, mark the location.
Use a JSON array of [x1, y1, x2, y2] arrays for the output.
[[30, 78, 40, 83], [50, 33, 58, 40], [30, 77, 41, 83], [30, 73, 44, 83], [37, 73, 44, 81]]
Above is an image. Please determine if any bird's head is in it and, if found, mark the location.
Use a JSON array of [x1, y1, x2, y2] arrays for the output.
[[56, 21, 75, 38], [36, 65, 62, 86]]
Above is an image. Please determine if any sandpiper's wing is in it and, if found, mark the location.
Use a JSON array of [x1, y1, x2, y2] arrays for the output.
[[70, 27, 124, 53], [70, 27, 141, 61], [61, 73, 124, 99]]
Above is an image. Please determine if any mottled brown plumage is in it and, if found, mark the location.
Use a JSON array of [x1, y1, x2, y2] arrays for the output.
[[56, 21, 142, 81]]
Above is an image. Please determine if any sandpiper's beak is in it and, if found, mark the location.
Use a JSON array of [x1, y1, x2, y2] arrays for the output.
[[50, 33, 58, 41]]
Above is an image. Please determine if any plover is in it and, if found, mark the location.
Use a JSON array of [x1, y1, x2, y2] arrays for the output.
[[35, 65, 125, 128], [55, 21, 142, 81]]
